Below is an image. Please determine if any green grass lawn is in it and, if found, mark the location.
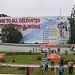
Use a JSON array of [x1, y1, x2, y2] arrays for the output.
[[0, 66, 75, 75], [4, 54, 44, 64], [0, 51, 75, 74], [3, 53, 75, 65]]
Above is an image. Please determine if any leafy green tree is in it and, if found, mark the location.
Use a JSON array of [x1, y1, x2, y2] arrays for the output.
[[1, 25, 22, 43], [68, 5, 75, 44]]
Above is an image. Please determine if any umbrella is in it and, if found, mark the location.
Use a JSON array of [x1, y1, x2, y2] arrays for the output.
[[0, 54, 4, 59], [47, 53, 60, 75], [46, 42, 56, 46], [47, 53, 60, 60], [40, 45, 46, 49]]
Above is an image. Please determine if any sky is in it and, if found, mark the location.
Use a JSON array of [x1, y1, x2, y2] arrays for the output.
[[0, 0, 74, 17]]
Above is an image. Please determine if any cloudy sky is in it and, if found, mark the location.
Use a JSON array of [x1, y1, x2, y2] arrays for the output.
[[0, 0, 74, 17]]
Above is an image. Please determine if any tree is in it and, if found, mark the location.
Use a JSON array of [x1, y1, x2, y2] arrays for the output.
[[1, 25, 22, 43], [68, 5, 75, 44]]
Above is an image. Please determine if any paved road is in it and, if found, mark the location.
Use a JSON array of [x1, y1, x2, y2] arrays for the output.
[[0, 43, 71, 53], [0, 43, 71, 47]]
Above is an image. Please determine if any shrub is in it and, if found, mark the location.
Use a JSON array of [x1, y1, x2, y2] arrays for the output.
[[34, 42, 38, 44], [6, 52, 41, 55]]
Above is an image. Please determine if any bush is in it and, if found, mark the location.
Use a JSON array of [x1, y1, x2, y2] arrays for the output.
[[22, 42, 24, 44], [6, 52, 41, 55], [34, 42, 38, 44]]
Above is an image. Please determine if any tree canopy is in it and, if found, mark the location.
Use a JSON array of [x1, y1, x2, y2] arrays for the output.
[[1, 25, 22, 43], [68, 5, 75, 44]]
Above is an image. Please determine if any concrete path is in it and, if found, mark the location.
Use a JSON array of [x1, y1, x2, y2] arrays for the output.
[[1, 63, 75, 68]]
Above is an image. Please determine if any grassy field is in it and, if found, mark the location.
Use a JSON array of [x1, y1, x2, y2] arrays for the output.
[[4, 54, 44, 64], [2, 53, 75, 64], [0, 51, 75, 74], [0, 66, 75, 75]]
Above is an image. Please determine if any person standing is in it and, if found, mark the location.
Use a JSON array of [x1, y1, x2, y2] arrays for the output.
[[58, 47, 60, 53], [60, 57, 64, 66], [59, 65, 64, 75], [51, 59, 54, 67], [68, 60, 71, 74], [68, 60, 74, 74], [45, 50, 48, 57], [44, 59, 49, 71], [26, 67, 30, 75], [40, 60, 45, 75], [51, 59, 55, 70]]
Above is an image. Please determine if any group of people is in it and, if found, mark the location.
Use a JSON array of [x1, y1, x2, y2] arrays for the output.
[[40, 59, 49, 71], [59, 59, 74, 75], [40, 57, 74, 75], [40, 59, 49, 75]]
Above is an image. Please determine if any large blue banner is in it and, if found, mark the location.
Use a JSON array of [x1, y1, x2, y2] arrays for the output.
[[0, 16, 70, 44]]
